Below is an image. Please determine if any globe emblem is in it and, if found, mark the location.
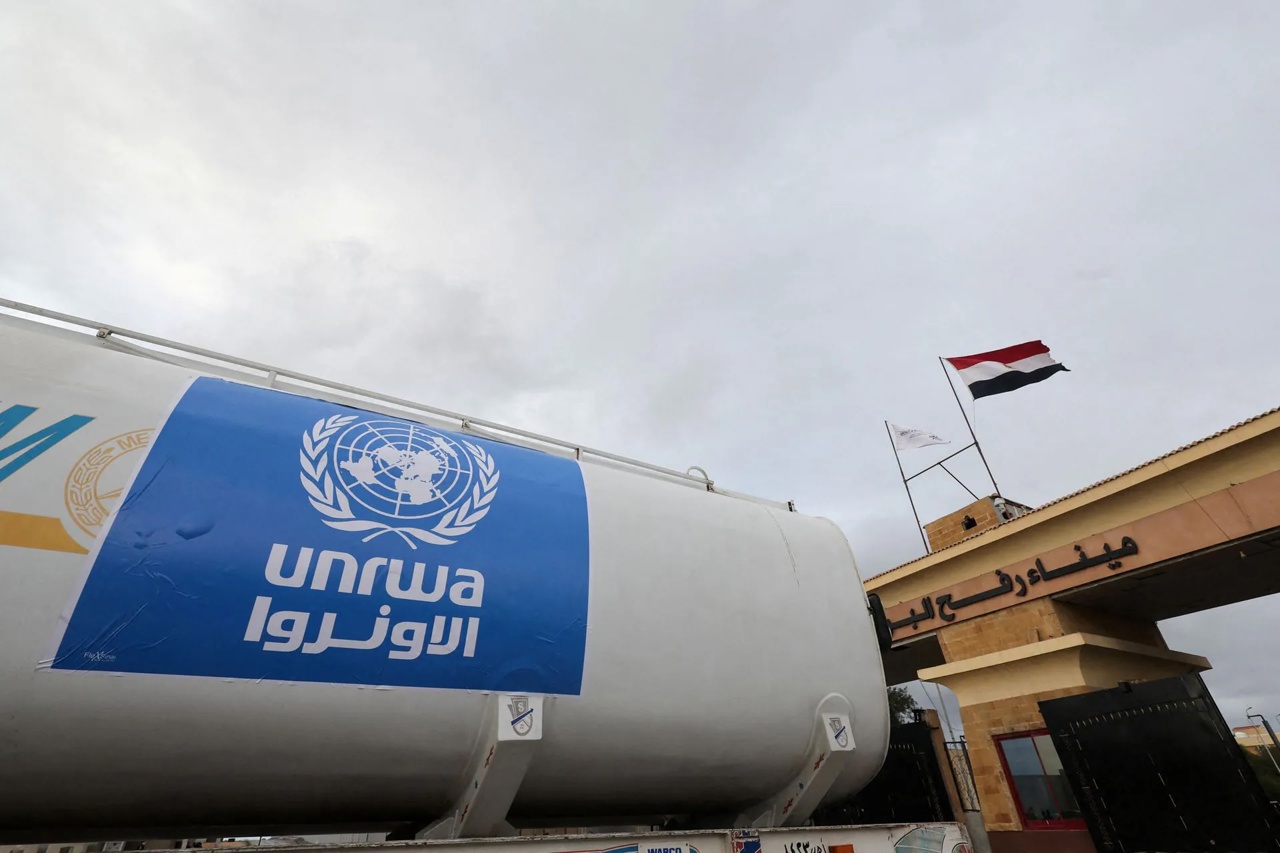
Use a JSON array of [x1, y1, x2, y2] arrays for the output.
[[333, 420, 475, 521]]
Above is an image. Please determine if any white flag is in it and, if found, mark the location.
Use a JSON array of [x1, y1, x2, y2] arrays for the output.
[[889, 422, 950, 451]]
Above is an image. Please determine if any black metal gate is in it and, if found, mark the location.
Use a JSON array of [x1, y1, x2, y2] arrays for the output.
[[811, 718, 952, 825], [1039, 673, 1280, 852]]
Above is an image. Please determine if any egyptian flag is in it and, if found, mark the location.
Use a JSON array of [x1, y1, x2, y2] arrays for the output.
[[945, 340, 1068, 400]]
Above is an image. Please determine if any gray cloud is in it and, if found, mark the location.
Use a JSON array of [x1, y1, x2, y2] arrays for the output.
[[3, 0, 1279, 732], [207, 241, 559, 409]]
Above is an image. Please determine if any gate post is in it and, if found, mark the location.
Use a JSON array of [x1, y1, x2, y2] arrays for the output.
[[916, 597, 1209, 848]]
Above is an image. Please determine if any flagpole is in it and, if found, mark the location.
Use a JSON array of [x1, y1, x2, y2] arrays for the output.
[[886, 421, 929, 552], [938, 358, 1001, 498]]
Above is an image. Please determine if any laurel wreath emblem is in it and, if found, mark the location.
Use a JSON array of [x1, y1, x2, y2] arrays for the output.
[[299, 415, 500, 549]]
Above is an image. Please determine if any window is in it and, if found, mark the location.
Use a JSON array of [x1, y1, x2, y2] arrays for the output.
[[994, 729, 1086, 830]]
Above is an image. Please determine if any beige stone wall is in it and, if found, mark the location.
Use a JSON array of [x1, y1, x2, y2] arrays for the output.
[[937, 598, 1061, 660], [957, 687, 1093, 832], [929, 598, 1183, 833], [1054, 601, 1167, 648], [938, 597, 1168, 661], [935, 601, 1069, 831], [924, 496, 1003, 551]]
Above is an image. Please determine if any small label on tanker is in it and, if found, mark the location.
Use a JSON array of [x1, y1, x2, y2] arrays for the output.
[[49, 377, 590, 694]]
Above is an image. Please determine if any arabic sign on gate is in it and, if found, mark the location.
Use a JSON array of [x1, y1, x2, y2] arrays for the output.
[[881, 466, 1280, 637], [48, 377, 591, 695], [885, 536, 1141, 636]]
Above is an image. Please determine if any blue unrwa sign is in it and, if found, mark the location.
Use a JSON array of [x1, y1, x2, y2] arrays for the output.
[[52, 377, 590, 695]]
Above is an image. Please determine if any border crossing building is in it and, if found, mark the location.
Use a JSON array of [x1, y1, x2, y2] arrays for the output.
[[867, 407, 1280, 852]]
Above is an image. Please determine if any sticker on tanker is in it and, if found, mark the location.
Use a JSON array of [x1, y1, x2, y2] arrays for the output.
[[48, 377, 590, 694]]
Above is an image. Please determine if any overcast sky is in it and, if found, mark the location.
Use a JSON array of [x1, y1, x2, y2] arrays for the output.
[[3, 1, 1279, 731]]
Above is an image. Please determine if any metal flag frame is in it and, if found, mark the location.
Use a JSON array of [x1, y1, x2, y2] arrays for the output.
[[885, 360, 1005, 555], [884, 422, 980, 553]]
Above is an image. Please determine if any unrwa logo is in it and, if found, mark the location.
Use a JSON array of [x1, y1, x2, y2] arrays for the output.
[[300, 414, 499, 549]]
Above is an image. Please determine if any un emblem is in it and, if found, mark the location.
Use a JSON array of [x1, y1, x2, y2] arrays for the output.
[[299, 414, 499, 548]]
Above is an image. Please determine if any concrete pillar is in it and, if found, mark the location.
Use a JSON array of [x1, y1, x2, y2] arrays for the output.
[[917, 598, 1209, 849]]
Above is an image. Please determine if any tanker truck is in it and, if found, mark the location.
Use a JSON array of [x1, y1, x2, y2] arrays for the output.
[[0, 299, 950, 847]]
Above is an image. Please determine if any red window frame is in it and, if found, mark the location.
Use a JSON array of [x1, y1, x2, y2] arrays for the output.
[[992, 728, 1088, 831]]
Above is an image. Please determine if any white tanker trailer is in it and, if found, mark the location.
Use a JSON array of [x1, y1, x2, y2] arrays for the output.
[[0, 300, 894, 842]]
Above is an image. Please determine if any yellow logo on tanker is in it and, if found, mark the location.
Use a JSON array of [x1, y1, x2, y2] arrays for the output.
[[64, 430, 153, 538]]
